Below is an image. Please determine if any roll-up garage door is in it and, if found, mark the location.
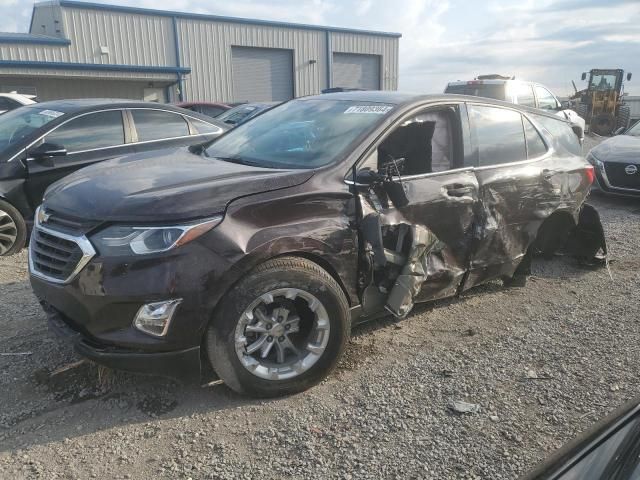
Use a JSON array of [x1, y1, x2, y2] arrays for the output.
[[332, 53, 380, 90], [231, 46, 294, 102]]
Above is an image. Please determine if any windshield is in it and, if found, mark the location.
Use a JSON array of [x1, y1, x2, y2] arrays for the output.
[[0, 106, 63, 153], [205, 99, 394, 169], [626, 121, 640, 136], [589, 73, 617, 91], [444, 83, 506, 100]]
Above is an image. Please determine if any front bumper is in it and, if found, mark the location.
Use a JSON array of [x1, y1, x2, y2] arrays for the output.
[[592, 163, 640, 197], [29, 226, 244, 379], [45, 302, 202, 382]]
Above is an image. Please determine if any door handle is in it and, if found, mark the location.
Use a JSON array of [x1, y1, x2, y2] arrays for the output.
[[445, 184, 474, 197]]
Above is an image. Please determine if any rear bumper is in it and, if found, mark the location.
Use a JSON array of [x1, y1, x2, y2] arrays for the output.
[[45, 302, 202, 382]]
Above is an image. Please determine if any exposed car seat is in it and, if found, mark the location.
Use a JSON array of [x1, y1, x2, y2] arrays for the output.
[[377, 109, 454, 176]]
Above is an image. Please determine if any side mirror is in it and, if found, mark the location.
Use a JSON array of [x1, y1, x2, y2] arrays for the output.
[[581, 72, 587, 81], [627, 73, 633, 81], [354, 169, 382, 187], [28, 142, 67, 165]]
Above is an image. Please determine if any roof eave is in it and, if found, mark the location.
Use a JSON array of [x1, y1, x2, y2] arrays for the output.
[[50, 0, 402, 38]]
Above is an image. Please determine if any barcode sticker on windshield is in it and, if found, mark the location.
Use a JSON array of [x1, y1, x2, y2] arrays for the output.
[[39, 109, 64, 118], [344, 105, 393, 114]]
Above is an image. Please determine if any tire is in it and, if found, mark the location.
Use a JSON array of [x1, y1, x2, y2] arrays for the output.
[[206, 256, 350, 398], [617, 106, 631, 131], [577, 103, 589, 121], [533, 214, 574, 259], [592, 113, 616, 136], [0, 199, 27, 256]]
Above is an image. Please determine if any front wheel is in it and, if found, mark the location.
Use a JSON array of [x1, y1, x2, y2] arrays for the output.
[[0, 199, 27, 256], [205, 256, 351, 397]]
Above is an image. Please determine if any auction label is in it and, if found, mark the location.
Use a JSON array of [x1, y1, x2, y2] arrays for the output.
[[344, 105, 393, 114]]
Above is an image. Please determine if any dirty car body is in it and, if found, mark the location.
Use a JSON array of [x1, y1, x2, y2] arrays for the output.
[[29, 92, 605, 397]]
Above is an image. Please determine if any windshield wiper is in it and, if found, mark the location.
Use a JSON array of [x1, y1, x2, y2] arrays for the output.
[[212, 155, 263, 167]]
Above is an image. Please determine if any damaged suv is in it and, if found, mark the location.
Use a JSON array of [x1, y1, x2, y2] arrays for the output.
[[29, 92, 605, 397]]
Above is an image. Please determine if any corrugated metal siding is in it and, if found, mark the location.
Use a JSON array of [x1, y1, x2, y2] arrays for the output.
[[0, 66, 174, 81], [0, 76, 171, 101], [177, 19, 327, 102], [29, 3, 65, 38], [60, 6, 176, 65], [0, 44, 71, 63], [1, 6, 176, 65], [0, 4, 398, 102], [330, 32, 399, 90]]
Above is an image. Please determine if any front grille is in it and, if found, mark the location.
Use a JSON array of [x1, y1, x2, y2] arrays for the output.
[[604, 162, 640, 190], [31, 228, 84, 282]]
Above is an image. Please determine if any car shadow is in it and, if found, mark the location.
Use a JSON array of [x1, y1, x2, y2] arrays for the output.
[[0, 250, 609, 453]]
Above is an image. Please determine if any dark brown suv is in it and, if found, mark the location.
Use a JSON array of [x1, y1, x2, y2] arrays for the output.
[[29, 92, 605, 397]]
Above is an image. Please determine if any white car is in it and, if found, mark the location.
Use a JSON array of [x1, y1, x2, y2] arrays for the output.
[[445, 76, 586, 143], [0, 93, 37, 115]]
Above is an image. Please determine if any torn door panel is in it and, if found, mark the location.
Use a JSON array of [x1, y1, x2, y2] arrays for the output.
[[356, 177, 470, 318]]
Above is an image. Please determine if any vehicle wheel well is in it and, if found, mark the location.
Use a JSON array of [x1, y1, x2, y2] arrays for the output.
[[203, 251, 352, 333], [274, 252, 352, 307], [533, 211, 576, 257]]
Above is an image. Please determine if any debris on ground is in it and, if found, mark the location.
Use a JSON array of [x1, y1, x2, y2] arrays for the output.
[[448, 400, 481, 414]]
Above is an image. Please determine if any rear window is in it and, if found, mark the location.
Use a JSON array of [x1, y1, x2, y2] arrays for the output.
[[469, 105, 526, 166], [533, 114, 582, 156], [445, 84, 506, 101], [131, 109, 190, 141]]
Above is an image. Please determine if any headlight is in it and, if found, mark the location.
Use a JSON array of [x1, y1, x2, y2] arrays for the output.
[[586, 152, 604, 169], [91, 216, 222, 256]]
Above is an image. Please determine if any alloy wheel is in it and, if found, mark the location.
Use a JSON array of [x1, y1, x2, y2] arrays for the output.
[[234, 288, 331, 380], [0, 210, 18, 255]]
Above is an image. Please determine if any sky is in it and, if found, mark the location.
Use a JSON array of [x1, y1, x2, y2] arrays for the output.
[[1, 0, 639, 96]]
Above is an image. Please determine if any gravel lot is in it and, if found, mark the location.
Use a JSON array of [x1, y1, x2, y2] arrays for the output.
[[1, 136, 639, 479]]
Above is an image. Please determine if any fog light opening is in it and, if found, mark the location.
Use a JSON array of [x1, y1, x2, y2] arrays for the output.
[[134, 299, 182, 337]]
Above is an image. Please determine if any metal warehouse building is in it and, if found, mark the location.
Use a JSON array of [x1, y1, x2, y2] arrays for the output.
[[0, 1, 400, 103]]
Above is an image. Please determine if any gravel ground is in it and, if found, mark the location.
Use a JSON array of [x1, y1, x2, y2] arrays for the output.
[[1, 137, 639, 479]]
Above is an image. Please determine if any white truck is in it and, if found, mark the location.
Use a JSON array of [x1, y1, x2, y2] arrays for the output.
[[445, 75, 586, 141]]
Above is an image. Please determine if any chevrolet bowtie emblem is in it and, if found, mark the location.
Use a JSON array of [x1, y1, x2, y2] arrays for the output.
[[38, 208, 51, 224]]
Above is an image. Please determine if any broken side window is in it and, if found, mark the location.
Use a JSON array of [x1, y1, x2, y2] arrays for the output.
[[376, 106, 462, 177]]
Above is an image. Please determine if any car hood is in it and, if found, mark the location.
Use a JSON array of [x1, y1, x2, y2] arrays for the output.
[[44, 148, 314, 222], [590, 134, 640, 164]]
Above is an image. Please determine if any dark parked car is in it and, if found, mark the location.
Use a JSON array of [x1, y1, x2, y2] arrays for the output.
[[0, 99, 227, 255], [29, 92, 604, 397], [216, 102, 278, 126], [587, 120, 640, 196], [175, 101, 231, 119], [523, 397, 640, 479]]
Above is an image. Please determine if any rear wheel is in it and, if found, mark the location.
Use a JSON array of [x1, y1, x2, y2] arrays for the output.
[[206, 256, 350, 397], [617, 106, 631, 131], [0, 199, 26, 256]]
